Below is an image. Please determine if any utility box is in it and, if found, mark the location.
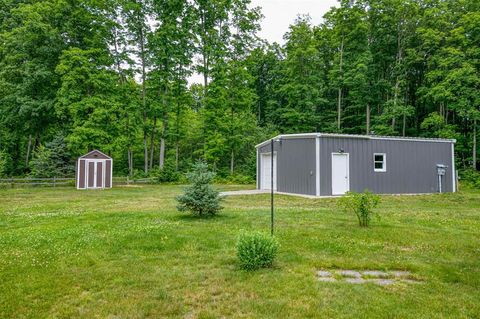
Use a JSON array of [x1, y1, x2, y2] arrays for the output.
[[436, 164, 447, 176], [436, 164, 448, 193]]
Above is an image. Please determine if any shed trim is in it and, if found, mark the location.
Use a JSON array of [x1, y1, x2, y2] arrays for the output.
[[255, 133, 456, 149], [110, 158, 113, 188], [76, 158, 80, 189], [256, 148, 259, 189], [80, 149, 112, 159]]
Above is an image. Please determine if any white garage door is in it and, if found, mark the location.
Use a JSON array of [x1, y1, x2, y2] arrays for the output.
[[261, 153, 277, 190]]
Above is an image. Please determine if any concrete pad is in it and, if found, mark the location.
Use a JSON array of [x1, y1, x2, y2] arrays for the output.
[[219, 190, 268, 196]]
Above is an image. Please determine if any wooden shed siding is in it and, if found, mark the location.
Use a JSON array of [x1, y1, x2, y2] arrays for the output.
[[78, 160, 86, 189]]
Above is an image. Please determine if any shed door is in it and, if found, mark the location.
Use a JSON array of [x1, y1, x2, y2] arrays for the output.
[[332, 153, 349, 195], [261, 153, 277, 191], [96, 161, 103, 188], [87, 161, 95, 188], [86, 160, 105, 189]]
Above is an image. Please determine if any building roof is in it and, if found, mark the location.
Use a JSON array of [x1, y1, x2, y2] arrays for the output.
[[79, 149, 112, 159], [255, 133, 456, 148]]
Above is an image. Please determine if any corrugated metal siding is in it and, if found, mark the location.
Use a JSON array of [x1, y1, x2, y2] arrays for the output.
[[319, 137, 454, 195], [258, 138, 316, 195]]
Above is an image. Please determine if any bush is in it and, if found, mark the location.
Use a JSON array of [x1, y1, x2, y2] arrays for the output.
[[176, 161, 223, 216], [0, 150, 9, 177], [215, 173, 255, 184], [149, 161, 183, 183], [236, 231, 279, 270], [459, 169, 480, 189], [338, 190, 381, 227]]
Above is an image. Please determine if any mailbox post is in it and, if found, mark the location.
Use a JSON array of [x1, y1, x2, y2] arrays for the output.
[[436, 164, 448, 193]]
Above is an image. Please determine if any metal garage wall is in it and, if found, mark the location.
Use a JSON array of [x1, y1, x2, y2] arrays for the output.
[[319, 137, 454, 195], [258, 137, 317, 195]]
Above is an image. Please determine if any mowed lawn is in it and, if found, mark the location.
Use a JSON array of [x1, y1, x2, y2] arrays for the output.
[[0, 185, 479, 318]]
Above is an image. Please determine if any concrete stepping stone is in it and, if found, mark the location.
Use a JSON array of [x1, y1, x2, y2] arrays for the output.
[[339, 270, 361, 278], [345, 278, 365, 284], [392, 271, 411, 278], [317, 277, 337, 282], [317, 270, 332, 278], [316, 269, 418, 285], [369, 279, 395, 286], [362, 270, 390, 278]]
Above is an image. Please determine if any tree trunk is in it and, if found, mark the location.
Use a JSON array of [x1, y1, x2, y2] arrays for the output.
[[159, 138, 165, 169], [128, 148, 133, 177], [337, 36, 344, 130], [392, 20, 404, 135], [139, 26, 148, 174], [473, 118, 477, 170], [25, 134, 32, 167], [366, 104, 370, 135], [149, 116, 157, 170], [175, 141, 179, 171], [230, 150, 234, 174], [402, 113, 406, 137]]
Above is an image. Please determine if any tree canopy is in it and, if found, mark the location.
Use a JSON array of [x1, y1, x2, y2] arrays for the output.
[[0, 0, 478, 178]]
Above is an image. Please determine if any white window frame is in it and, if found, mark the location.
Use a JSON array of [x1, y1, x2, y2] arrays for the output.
[[373, 153, 386, 172]]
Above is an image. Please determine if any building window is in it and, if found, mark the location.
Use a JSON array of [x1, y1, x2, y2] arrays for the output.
[[374, 153, 386, 172]]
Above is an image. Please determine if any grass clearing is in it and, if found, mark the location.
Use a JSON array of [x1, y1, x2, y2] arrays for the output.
[[1, 185, 479, 318]]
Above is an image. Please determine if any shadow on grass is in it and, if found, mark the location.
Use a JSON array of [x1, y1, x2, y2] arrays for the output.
[[174, 213, 234, 222]]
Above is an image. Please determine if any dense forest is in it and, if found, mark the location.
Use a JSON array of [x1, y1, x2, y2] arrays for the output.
[[0, 0, 479, 179]]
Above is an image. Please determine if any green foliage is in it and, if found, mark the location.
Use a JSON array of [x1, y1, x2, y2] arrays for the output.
[[338, 190, 381, 227], [236, 231, 279, 270], [0, 150, 9, 177], [215, 174, 255, 185], [176, 161, 223, 216], [459, 170, 480, 189], [0, 0, 479, 178], [152, 161, 183, 183]]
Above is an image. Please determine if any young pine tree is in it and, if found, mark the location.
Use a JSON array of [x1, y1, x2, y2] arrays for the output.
[[176, 161, 223, 216]]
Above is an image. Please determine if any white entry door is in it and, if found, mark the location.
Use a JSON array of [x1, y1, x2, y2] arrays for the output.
[[261, 153, 277, 190], [332, 153, 349, 195]]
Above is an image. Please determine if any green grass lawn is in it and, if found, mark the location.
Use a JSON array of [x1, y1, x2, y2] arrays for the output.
[[1, 185, 479, 318]]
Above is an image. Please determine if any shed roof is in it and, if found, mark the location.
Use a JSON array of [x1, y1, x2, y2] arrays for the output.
[[79, 149, 111, 159], [255, 133, 456, 148]]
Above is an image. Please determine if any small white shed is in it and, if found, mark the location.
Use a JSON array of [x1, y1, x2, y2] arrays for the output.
[[76, 150, 112, 189]]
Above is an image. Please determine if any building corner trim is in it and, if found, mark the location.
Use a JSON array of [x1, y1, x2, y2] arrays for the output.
[[451, 143, 456, 192], [316, 137, 320, 196]]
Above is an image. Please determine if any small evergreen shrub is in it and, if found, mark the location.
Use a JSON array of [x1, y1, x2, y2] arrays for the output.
[[236, 231, 279, 270], [176, 161, 223, 216], [338, 190, 381, 227], [29, 134, 73, 178]]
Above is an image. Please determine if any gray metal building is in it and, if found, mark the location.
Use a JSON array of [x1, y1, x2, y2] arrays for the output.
[[256, 133, 456, 196]]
